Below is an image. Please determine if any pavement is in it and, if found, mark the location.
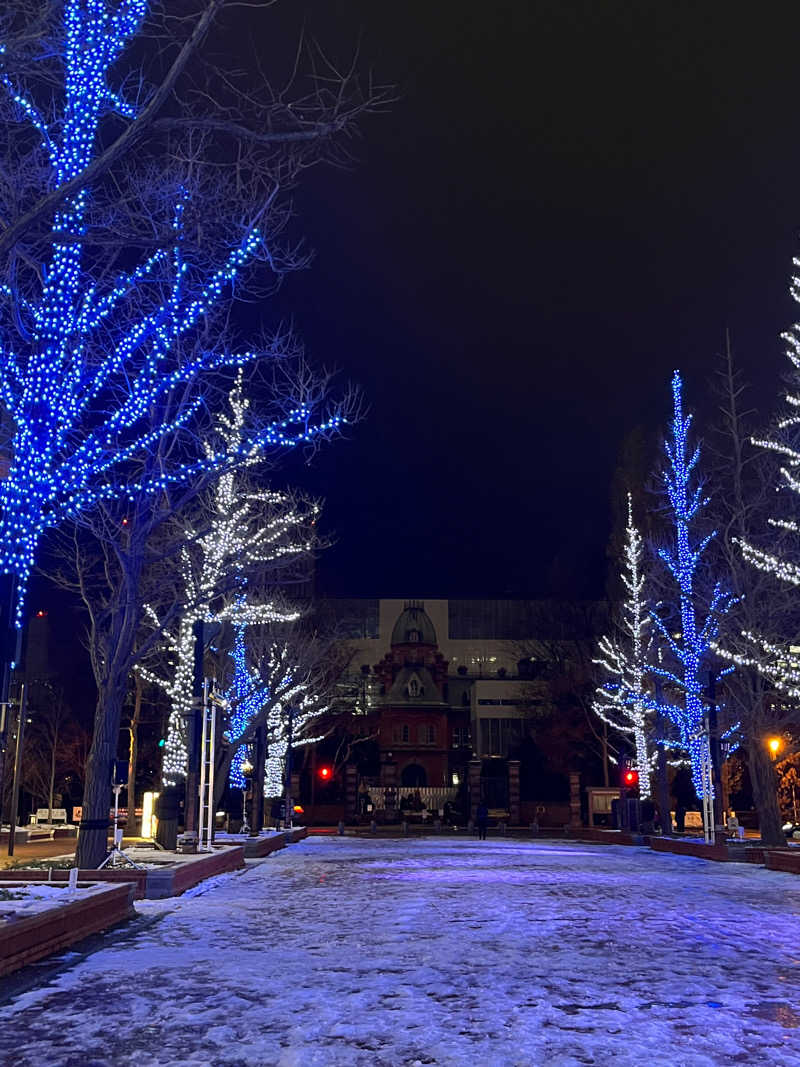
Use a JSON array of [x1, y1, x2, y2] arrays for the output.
[[1, 836, 800, 1065], [0, 836, 147, 869]]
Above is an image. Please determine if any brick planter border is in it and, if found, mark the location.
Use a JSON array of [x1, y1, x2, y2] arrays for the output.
[[0, 882, 134, 978], [0, 845, 245, 900], [764, 850, 800, 875]]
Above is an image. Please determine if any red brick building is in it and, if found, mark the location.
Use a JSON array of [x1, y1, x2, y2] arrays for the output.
[[372, 601, 458, 789]]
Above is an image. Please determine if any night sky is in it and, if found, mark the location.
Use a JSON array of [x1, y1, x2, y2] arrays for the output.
[[239, 4, 800, 597]]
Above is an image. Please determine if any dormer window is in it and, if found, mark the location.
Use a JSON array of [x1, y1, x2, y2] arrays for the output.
[[408, 629, 420, 643], [408, 677, 420, 697]]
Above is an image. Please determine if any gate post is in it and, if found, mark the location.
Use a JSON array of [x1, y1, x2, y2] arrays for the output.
[[569, 771, 582, 828], [507, 760, 521, 825], [468, 759, 482, 821], [345, 764, 358, 821]]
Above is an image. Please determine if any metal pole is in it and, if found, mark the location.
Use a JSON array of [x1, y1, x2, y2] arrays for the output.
[[205, 689, 216, 847], [707, 671, 723, 829], [7, 682, 26, 857], [285, 706, 294, 830]]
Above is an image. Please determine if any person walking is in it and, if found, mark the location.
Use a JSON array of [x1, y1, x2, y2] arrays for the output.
[[476, 801, 489, 841]]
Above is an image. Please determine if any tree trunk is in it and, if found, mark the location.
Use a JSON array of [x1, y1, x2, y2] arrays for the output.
[[749, 740, 784, 847], [127, 676, 142, 837], [601, 722, 609, 788], [76, 684, 125, 868]]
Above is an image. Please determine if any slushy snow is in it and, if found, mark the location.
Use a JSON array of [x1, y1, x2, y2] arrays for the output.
[[1, 835, 800, 1065]]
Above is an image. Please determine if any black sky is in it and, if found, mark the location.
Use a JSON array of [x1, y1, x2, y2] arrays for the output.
[[245, 1, 800, 598]]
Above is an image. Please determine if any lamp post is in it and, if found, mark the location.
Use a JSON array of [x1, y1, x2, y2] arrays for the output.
[[768, 736, 782, 761], [241, 758, 253, 834]]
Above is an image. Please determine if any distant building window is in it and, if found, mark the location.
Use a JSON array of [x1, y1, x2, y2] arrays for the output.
[[427, 725, 436, 744], [408, 629, 420, 643], [452, 727, 470, 748], [402, 724, 409, 742], [408, 677, 420, 697]]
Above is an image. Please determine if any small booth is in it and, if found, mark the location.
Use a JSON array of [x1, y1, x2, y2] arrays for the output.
[[586, 787, 621, 827]]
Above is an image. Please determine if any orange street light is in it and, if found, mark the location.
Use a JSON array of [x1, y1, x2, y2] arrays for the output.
[[768, 737, 782, 760]]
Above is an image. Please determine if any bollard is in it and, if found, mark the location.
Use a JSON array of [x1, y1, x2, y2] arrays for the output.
[[337, 820, 345, 836], [370, 820, 377, 834], [500, 821, 506, 836], [434, 819, 441, 833], [468, 819, 474, 834], [68, 867, 78, 893], [530, 821, 539, 836], [402, 820, 408, 835]]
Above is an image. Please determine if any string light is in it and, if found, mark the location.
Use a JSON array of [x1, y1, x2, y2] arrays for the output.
[[0, 1, 342, 629], [650, 372, 735, 798], [140, 375, 313, 784], [593, 494, 655, 795]]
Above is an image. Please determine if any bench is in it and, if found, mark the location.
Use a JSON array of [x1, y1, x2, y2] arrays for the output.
[[33, 808, 68, 825]]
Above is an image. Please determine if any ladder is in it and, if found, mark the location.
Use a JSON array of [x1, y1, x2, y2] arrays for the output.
[[198, 678, 216, 852]]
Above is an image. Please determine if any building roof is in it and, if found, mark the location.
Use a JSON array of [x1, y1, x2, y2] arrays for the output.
[[391, 600, 437, 646], [385, 666, 446, 706]]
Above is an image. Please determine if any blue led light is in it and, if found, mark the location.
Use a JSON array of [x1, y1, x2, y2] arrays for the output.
[[650, 372, 735, 797], [0, 2, 343, 630]]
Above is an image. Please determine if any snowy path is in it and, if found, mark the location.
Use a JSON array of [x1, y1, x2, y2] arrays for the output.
[[2, 837, 800, 1066]]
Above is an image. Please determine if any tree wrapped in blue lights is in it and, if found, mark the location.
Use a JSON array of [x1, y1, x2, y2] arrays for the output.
[[651, 372, 735, 798], [0, 1, 336, 630], [593, 493, 656, 795], [0, 1, 379, 862]]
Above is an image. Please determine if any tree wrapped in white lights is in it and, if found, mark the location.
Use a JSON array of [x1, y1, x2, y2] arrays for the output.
[[0, 0, 379, 843], [650, 372, 735, 798], [140, 375, 319, 785], [593, 493, 655, 795], [732, 287, 800, 698]]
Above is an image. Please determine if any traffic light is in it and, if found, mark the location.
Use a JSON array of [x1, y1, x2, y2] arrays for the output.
[[317, 765, 332, 781], [621, 765, 639, 791], [157, 738, 166, 749]]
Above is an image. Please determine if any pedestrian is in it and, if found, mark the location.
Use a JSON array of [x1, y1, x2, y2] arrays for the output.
[[476, 801, 489, 841], [270, 798, 283, 830], [675, 802, 686, 834]]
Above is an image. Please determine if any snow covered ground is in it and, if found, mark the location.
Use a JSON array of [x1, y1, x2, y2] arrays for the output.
[[1, 835, 800, 1066]]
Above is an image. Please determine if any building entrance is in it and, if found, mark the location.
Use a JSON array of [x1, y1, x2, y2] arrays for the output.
[[401, 764, 427, 788]]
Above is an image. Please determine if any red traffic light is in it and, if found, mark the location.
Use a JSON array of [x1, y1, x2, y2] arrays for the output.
[[622, 768, 639, 787], [317, 765, 332, 781]]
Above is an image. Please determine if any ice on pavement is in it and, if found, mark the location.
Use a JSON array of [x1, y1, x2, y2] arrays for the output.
[[1, 835, 800, 1066]]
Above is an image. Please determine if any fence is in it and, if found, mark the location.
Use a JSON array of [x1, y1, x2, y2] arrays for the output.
[[365, 787, 458, 812]]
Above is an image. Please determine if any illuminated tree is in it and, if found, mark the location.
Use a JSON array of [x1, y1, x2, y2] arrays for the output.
[[593, 493, 656, 794], [650, 372, 735, 798], [138, 373, 319, 786], [0, 1, 379, 850]]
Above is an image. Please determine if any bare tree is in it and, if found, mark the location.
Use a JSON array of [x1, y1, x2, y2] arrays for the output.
[[0, 0, 383, 862], [710, 340, 800, 844]]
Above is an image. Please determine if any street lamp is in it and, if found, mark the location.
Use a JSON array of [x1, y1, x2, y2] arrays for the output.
[[241, 759, 253, 833], [768, 737, 782, 760]]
